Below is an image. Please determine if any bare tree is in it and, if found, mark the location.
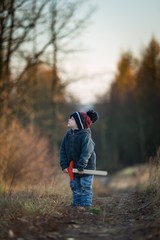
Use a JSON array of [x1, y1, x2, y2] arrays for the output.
[[0, 0, 51, 114], [0, 0, 94, 161], [0, 0, 94, 109]]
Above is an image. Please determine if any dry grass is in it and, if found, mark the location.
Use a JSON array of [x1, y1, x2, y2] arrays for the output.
[[0, 184, 70, 238], [0, 190, 68, 217], [145, 147, 160, 200], [131, 147, 160, 222], [0, 119, 57, 189], [0, 174, 71, 219]]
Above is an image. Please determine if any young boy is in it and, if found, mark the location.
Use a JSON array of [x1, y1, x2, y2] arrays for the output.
[[60, 110, 99, 207]]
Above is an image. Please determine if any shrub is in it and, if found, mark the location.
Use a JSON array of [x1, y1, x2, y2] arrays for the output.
[[0, 119, 56, 188]]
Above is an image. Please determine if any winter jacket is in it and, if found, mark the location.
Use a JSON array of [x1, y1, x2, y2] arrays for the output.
[[60, 128, 96, 171]]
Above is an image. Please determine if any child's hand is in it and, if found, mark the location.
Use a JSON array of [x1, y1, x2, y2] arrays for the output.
[[63, 168, 68, 173]]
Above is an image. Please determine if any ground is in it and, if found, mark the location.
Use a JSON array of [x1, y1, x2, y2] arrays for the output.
[[1, 166, 160, 240], [2, 191, 160, 240]]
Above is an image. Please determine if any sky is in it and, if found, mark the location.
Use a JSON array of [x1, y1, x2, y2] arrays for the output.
[[65, 0, 160, 104]]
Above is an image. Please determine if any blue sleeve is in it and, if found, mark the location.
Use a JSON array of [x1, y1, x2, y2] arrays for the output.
[[77, 135, 95, 171], [60, 135, 69, 170]]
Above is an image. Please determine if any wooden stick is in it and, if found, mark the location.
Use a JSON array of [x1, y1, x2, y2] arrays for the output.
[[72, 168, 108, 176]]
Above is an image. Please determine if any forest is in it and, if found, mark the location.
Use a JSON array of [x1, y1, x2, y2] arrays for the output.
[[1, 0, 160, 187]]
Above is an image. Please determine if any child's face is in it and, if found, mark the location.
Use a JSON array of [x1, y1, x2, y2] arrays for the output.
[[67, 116, 78, 129]]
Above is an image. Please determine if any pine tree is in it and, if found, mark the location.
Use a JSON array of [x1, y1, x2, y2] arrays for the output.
[[136, 38, 160, 157]]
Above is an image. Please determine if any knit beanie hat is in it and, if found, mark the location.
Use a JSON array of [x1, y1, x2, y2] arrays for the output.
[[70, 110, 99, 130]]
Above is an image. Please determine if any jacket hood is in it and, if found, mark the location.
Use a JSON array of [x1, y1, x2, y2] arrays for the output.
[[68, 128, 91, 136]]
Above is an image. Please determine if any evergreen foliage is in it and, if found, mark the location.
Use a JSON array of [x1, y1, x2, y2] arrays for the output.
[[95, 38, 160, 172]]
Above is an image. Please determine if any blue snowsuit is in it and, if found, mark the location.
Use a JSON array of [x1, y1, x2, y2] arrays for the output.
[[60, 128, 96, 206]]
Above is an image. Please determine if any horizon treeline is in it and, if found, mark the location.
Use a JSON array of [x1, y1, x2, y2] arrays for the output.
[[94, 37, 160, 172]]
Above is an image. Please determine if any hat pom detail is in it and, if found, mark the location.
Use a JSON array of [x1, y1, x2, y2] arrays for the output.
[[87, 110, 99, 123]]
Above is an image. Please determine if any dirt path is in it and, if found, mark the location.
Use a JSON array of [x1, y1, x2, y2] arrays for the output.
[[54, 191, 159, 240], [4, 190, 159, 240]]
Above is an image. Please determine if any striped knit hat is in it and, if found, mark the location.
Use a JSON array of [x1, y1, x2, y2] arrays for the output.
[[70, 110, 99, 130]]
